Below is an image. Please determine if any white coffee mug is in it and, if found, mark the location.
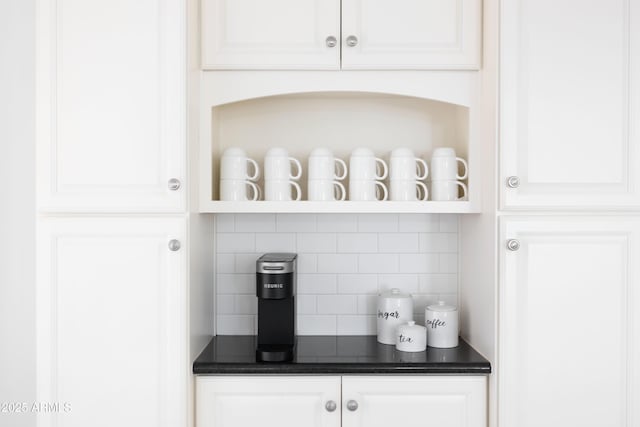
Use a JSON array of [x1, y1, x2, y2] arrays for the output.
[[308, 148, 347, 181], [430, 148, 468, 181], [265, 179, 302, 201], [349, 179, 388, 201], [430, 180, 467, 201], [349, 148, 388, 180], [220, 147, 260, 181], [220, 179, 260, 201], [308, 180, 346, 201], [390, 148, 428, 180], [264, 147, 302, 181], [390, 180, 428, 201]]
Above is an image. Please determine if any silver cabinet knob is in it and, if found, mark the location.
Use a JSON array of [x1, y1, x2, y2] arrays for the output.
[[168, 239, 181, 251], [506, 176, 520, 188], [168, 178, 181, 191], [325, 36, 337, 48], [325, 401, 337, 412], [346, 35, 358, 47], [506, 239, 520, 251], [346, 400, 358, 411]]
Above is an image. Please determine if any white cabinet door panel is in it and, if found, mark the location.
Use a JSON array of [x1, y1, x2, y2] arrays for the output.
[[201, 0, 340, 69], [36, 0, 185, 212], [341, 376, 486, 427], [196, 376, 341, 427], [500, 0, 640, 208], [36, 217, 187, 427], [500, 217, 640, 427], [341, 0, 481, 69]]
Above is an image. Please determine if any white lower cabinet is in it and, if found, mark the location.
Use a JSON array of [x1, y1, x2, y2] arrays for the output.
[[36, 217, 188, 427], [500, 216, 640, 427], [196, 375, 487, 427]]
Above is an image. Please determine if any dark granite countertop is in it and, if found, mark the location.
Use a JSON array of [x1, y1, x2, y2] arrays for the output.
[[193, 335, 491, 375]]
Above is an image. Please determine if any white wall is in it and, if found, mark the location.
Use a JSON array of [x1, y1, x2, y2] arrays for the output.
[[215, 213, 459, 335], [0, 1, 36, 426]]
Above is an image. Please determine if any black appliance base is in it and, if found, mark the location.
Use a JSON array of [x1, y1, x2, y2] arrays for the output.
[[256, 345, 294, 362]]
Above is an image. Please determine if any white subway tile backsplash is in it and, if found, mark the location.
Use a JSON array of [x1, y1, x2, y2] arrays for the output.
[[277, 214, 317, 232], [216, 233, 255, 253], [358, 214, 399, 232], [439, 215, 459, 232], [317, 254, 359, 273], [297, 233, 336, 253], [378, 274, 419, 293], [439, 254, 458, 273], [216, 254, 236, 274], [337, 233, 378, 253], [317, 295, 358, 314], [357, 295, 377, 314], [217, 273, 254, 294], [378, 233, 420, 253], [235, 213, 276, 232], [398, 254, 439, 273], [214, 213, 458, 335], [298, 274, 337, 294], [297, 295, 317, 314], [297, 315, 337, 335], [398, 214, 440, 232], [216, 295, 235, 314], [359, 254, 399, 273], [419, 233, 458, 253], [255, 233, 296, 253], [337, 315, 376, 335], [317, 214, 358, 232], [235, 295, 258, 314], [216, 214, 235, 232], [297, 254, 318, 273], [217, 315, 256, 335], [337, 274, 378, 294]]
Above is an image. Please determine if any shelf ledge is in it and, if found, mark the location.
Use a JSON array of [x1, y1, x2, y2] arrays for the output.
[[199, 201, 477, 214]]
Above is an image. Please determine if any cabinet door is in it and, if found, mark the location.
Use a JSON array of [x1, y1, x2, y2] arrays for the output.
[[196, 376, 341, 427], [500, 0, 640, 209], [341, 0, 481, 70], [36, 217, 187, 427], [36, 0, 186, 212], [500, 217, 640, 427], [201, 0, 341, 70], [341, 376, 486, 427]]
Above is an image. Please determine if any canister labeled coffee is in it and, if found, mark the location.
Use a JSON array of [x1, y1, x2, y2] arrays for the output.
[[425, 301, 459, 348]]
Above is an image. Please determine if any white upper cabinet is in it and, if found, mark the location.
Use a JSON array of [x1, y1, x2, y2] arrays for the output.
[[500, 0, 640, 209], [201, 0, 341, 69], [201, 0, 481, 70], [36, 217, 187, 427], [36, 0, 186, 212], [341, 0, 481, 69], [500, 216, 640, 427]]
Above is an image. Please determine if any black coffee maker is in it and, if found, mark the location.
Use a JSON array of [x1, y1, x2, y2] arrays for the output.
[[256, 253, 297, 362]]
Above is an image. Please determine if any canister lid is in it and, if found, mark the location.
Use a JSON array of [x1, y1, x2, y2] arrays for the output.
[[379, 288, 412, 299], [426, 300, 457, 312]]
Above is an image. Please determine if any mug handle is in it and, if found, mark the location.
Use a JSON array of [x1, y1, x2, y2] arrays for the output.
[[334, 158, 348, 180], [246, 158, 260, 181], [415, 158, 429, 180], [456, 181, 468, 201], [290, 181, 302, 201], [289, 157, 302, 180], [375, 181, 388, 201], [245, 181, 260, 201], [333, 181, 346, 201], [456, 157, 468, 180], [416, 181, 429, 201], [375, 158, 388, 180]]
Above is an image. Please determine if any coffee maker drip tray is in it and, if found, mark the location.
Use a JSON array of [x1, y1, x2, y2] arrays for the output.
[[256, 342, 296, 362]]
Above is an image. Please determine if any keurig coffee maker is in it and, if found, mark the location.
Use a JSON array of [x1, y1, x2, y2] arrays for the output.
[[256, 253, 297, 362]]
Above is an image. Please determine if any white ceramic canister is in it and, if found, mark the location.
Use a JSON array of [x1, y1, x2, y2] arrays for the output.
[[425, 301, 459, 348], [377, 288, 413, 345], [395, 321, 427, 352]]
